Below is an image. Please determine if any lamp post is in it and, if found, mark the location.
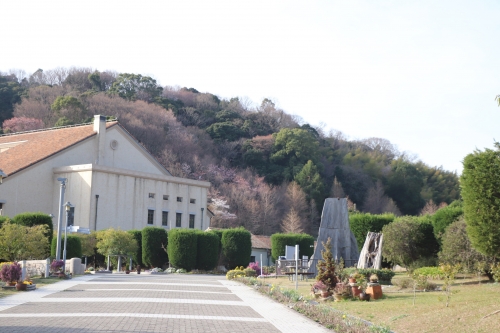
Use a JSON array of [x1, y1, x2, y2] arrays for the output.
[[55, 178, 67, 261], [62, 201, 73, 274]]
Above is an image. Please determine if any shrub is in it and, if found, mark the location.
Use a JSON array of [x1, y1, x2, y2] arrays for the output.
[[248, 262, 261, 276], [221, 228, 252, 269], [270, 233, 314, 261], [394, 277, 412, 289], [50, 260, 64, 273], [343, 268, 395, 284], [196, 231, 220, 271], [431, 202, 463, 239], [243, 267, 256, 277], [165, 267, 176, 273], [349, 213, 395, 251], [413, 266, 445, 279], [226, 266, 246, 280], [167, 229, 198, 271], [316, 238, 338, 291], [0, 216, 9, 228], [51, 235, 82, 259], [142, 227, 168, 268], [176, 268, 187, 273], [127, 230, 143, 266], [13, 212, 54, 245], [0, 262, 22, 282]]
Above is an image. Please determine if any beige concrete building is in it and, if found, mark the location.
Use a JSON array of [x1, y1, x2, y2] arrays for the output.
[[0, 115, 211, 232]]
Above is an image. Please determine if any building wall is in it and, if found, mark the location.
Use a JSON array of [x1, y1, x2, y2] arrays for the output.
[[250, 248, 273, 267]]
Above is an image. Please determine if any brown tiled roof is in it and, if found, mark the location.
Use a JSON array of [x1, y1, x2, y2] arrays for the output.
[[0, 122, 117, 177], [251, 234, 272, 249]]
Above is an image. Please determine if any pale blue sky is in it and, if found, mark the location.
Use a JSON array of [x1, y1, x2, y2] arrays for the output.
[[2, 0, 499, 173]]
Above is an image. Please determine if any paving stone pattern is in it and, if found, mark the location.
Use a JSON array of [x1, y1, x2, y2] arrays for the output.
[[0, 273, 330, 332]]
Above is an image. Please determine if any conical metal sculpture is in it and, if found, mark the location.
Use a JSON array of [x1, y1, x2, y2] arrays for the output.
[[310, 198, 359, 271]]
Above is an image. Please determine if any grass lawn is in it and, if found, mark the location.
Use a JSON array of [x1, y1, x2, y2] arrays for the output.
[[0, 276, 63, 299], [265, 273, 500, 333]]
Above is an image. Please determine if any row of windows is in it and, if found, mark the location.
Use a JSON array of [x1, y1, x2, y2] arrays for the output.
[[148, 193, 196, 204], [147, 210, 195, 228]]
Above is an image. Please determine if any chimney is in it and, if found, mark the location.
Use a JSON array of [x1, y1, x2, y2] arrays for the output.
[[94, 115, 106, 165]]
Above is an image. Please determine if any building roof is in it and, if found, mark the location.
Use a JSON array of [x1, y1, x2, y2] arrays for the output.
[[0, 122, 117, 177], [251, 234, 272, 250]]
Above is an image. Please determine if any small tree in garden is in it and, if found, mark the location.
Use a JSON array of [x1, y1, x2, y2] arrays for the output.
[[439, 264, 461, 307], [316, 237, 338, 292], [96, 228, 138, 264]]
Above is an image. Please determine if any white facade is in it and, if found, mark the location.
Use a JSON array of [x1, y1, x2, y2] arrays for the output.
[[0, 116, 211, 232]]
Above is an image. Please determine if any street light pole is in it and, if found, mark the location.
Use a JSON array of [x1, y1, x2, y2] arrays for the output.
[[62, 201, 73, 274], [55, 178, 67, 261]]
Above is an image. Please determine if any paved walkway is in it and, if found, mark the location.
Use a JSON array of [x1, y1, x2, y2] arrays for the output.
[[0, 274, 330, 332]]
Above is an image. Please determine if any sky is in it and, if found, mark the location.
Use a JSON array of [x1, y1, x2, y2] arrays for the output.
[[2, 0, 500, 173]]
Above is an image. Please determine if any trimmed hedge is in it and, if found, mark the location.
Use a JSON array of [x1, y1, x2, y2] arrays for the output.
[[431, 203, 463, 239], [349, 213, 395, 251], [222, 228, 252, 269], [343, 268, 396, 284], [167, 229, 198, 271], [50, 235, 82, 259], [142, 227, 168, 268], [270, 233, 314, 261], [127, 229, 143, 266], [196, 231, 220, 271], [13, 212, 54, 245]]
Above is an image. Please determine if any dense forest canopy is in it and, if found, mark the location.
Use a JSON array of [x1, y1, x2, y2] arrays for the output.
[[0, 67, 460, 235]]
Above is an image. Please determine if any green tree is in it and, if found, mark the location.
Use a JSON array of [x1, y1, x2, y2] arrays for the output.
[[12, 212, 53, 245], [386, 159, 425, 215], [205, 121, 245, 141], [430, 201, 463, 239], [0, 74, 24, 124], [51, 96, 85, 122], [270, 128, 319, 183], [294, 160, 325, 211], [108, 73, 162, 103], [461, 145, 500, 258], [96, 228, 138, 258]]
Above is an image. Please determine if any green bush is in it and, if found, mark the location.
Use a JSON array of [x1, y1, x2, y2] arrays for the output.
[[222, 228, 252, 269], [431, 202, 463, 239], [167, 229, 198, 271], [226, 268, 246, 280], [413, 266, 444, 279], [141, 227, 168, 268], [50, 235, 82, 259], [343, 268, 395, 284], [127, 230, 143, 266], [0, 216, 10, 228], [13, 212, 54, 245], [349, 213, 395, 251], [196, 231, 220, 271], [270, 233, 314, 261], [243, 267, 256, 277]]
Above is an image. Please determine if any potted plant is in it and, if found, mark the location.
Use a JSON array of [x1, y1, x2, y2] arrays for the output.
[[0, 262, 22, 286], [312, 280, 330, 298], [349, 271, 363, 284], [357, 279, 370, 301], [50, 260, 64, 276], [333, 283, 351, 301]]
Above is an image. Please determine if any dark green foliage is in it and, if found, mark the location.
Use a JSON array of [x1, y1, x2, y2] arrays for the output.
[[50, 235, 82, 259], [167, 229, 198, 271], [0, 74, 24, 124], [13, 212, 54, 245], [141, 227, 168, 268], [196, 231, 220, 271], [221, 228, 252, 269], [109, 73, 162, 103], [382, 216, 439, 269], [343, 268, 396, 284], [349, 213, 395, 251], [127, 230, 143, 266], [386, 160, 425, 215], [206, 121, 245, 142], [431, 201, 463, 239], [316, 238, 338, 291], [294, 160, 324, 211], [270, 233, 315, 261], [461, 145, 500, 258]]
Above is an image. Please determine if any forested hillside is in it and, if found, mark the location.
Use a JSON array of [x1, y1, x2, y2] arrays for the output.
[[0, 68, 460, 235]]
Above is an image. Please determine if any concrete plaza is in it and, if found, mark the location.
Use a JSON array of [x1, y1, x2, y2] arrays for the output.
[[0, 274, 330, 332]]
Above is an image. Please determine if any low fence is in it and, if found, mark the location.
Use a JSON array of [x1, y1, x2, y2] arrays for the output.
[[17, 258, 85, 279]]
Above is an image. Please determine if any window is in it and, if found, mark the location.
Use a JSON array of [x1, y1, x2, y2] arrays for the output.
[[163, 195, 169, 200], [162, 211, 168, 226], [177, 197, 182, 202], [149, 193, 155, 199], [250, 256, 256, 263], [189, 214, 195, 228], [67, 207, 75, 226], [190, 198, 196, 204], [147, 209, 154, 225], [176, 213, 182, 227]]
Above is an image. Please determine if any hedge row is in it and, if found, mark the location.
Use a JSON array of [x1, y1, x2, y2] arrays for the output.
[[142, 227, 168, 268], [50, 235, 82, 259], [168, 229, 198, 271], [127, 229, 143, 267], [222, 228, 252, 269], [270, 233, 314, 261], [349, 213, 395, 250]]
